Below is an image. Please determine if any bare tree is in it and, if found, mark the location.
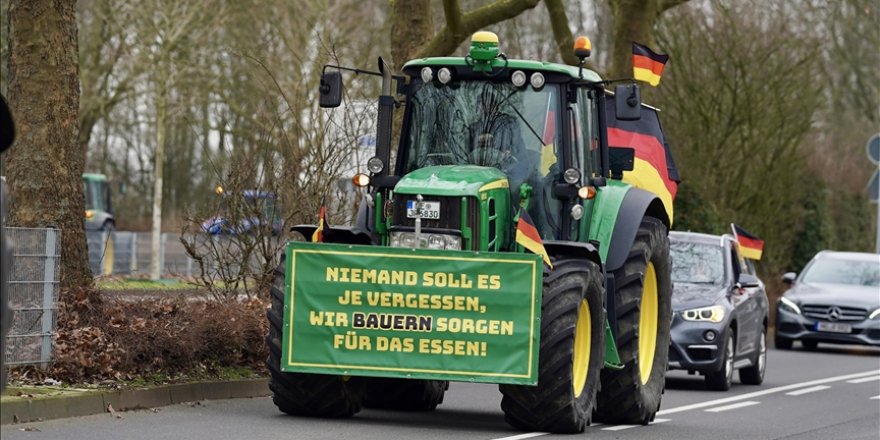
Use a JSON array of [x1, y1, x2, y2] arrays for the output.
[[6, 0, 91, 289]]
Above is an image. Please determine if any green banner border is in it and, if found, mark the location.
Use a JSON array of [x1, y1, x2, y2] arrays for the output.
[[281, 242, 542, 384]]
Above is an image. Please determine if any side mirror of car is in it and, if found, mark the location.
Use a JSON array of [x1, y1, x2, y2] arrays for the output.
[[781, 272, 797, 285], [736, 273, 760, 290]]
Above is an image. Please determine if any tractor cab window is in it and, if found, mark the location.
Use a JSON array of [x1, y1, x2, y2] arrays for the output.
[[577, 88, 601, 179], [403, 79, 563, 237]]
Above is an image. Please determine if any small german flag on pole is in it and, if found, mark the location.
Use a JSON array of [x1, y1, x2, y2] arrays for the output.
[[312, 203, 326, 243], [632, 42, 669, 87], [516, 208, 553, 269], [731, 224, 764, 260]]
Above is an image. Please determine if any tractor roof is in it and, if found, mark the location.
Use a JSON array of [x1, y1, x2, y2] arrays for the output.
[[403, 57, 602, 82], [82, 173, 107, 181]]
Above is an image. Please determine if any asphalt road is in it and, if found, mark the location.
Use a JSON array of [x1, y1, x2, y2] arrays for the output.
[[4, 343, 879, 440]]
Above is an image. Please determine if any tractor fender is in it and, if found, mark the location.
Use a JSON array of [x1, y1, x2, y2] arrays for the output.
[[544, 240, 604, 272], [604, 188, 670, 273], [290, 224, 374, 245]]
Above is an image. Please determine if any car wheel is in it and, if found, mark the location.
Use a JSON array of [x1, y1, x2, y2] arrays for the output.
[[739, 328, 766, 385], [801, 340, 818, 350], [706, 333, 734, 391], [774, 332, 793, 350]]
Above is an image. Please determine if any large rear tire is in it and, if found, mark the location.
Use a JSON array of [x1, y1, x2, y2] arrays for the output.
[[266, 254, 365, 417], [595, 217, 672, 424], [499, 258, 605, 433], [363, 378, 448, 411]]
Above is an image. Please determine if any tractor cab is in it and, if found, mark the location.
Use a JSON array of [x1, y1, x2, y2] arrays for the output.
[[83, 173, 115, 231]]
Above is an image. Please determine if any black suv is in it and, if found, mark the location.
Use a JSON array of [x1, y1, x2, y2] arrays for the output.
[[667, 231, 769, 390]]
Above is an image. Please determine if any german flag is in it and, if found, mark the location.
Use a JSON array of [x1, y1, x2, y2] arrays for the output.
[[605, 100, 680, 223], [516, 208, 553, 269], [632, 42, 668, 87], [312, 204, 325, 242], [732, 224, 764, 260]]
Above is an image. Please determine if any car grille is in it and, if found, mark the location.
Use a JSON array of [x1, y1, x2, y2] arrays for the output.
[[801, 304, 868, 322], [391, 195, 480, 250]]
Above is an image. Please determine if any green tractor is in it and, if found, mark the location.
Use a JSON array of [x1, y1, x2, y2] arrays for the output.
[[266, 32, 677, 433]]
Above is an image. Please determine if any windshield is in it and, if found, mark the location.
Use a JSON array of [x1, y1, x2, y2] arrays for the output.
[[83, 178, 102, 211], [403, 80, 560, 178], [802, 257, 880, 287], [671, 241, 725, 285]]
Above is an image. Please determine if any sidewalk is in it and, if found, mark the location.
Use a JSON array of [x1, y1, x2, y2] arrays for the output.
[[0, 378, 269, 424]]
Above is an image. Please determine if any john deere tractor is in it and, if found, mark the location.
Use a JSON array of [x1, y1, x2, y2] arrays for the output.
[[265, 32, 675, 433]]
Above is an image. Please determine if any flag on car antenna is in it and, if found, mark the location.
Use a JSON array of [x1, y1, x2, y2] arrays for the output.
[[632, 42, 668, 87], [731, 224, 764, 260], [312, 200, 326, 243], [516, 208, 553, 269]]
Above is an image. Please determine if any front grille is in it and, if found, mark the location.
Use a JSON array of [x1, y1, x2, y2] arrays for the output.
[[391, 195, 480, 250], [801, 304, 868, 322]]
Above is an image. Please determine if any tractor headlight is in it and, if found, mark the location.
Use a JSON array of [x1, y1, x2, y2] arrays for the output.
[[390, 232, 461, 250], [681, 305, 726, 323], [778, 297, 801, 315]]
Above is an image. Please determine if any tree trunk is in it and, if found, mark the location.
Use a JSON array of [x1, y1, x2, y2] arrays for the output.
[[608, 0, 689, 79], [389, 0, 433, 69], [150, 77, 168, 280], [7, 0, 92, 290]]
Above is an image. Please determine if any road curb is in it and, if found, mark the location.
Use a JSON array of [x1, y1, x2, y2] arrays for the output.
[[0, 378, 269, 425]]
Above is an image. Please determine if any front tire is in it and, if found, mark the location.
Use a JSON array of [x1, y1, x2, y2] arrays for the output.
[[705, 333, 734, 391], [774, 332, 793, 350], [595, 217, 672, 424], [499, 258, 606, 433], [266, 254, 365, 417], [739, 328, 766, 385]]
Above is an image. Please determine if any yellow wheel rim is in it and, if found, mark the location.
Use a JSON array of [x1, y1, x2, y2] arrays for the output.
[[101, 233, 115, 276], [639, 262, 658, 385], [572, 299, 591, 397]]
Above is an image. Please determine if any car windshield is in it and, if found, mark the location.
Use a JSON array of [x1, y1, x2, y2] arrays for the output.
[[670, 241, 725, 285], [801, 258, 880, 287]]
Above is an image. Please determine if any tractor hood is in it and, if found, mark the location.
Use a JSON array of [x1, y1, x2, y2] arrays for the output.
[[394, 165, 509, 198]]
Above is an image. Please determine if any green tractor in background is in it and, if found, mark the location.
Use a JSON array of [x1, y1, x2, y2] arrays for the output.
[[266, 32, 677, 432], [83, 173, 115, 231]]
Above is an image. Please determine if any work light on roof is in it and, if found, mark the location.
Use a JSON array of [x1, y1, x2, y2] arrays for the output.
[[437, 68, 452, 84], [530, 72, 545, 89], [420, 67, 433, 83], [511, 70, 526, 87]]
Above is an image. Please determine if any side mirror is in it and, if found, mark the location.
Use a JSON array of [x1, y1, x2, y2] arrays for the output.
[[782, 272, 797, 285], [736, 273, 761, 290], [319, 71, 343, 108], [614, 83, 641, 121]]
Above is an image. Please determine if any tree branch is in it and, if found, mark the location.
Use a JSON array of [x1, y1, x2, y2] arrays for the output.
[[544, 0, 579, 66], [416, 0, 541, 58]]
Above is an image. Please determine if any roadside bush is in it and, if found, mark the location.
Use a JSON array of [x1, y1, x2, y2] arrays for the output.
[[12, 288, 268, 383]]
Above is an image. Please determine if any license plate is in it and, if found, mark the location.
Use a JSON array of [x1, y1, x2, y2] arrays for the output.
[[406, 200, 440, 219], [814, 322, 851, 333]]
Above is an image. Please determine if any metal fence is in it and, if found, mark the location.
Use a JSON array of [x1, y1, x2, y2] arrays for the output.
[[87, 231, 194, 277], [4, 227, 60, 366]]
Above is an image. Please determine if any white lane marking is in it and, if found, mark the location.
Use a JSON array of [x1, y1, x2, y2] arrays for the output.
[[657, 369, 880, 416], [870, 395, 880, 400], [489, 369, 880, 440], [846, 375, 880, 384], [704, 401, 761, 413], [785, 385, 831, 396], [492, 433, 549, 440], [602, 424, 637, 431], [599, 418, 670, 432]]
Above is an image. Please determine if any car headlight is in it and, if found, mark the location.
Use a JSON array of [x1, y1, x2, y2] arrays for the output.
[[869, 308, 880, 320], [389, 231, 461, 250], [778, 297, 801, 315], [681, 305, 725, 323]]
